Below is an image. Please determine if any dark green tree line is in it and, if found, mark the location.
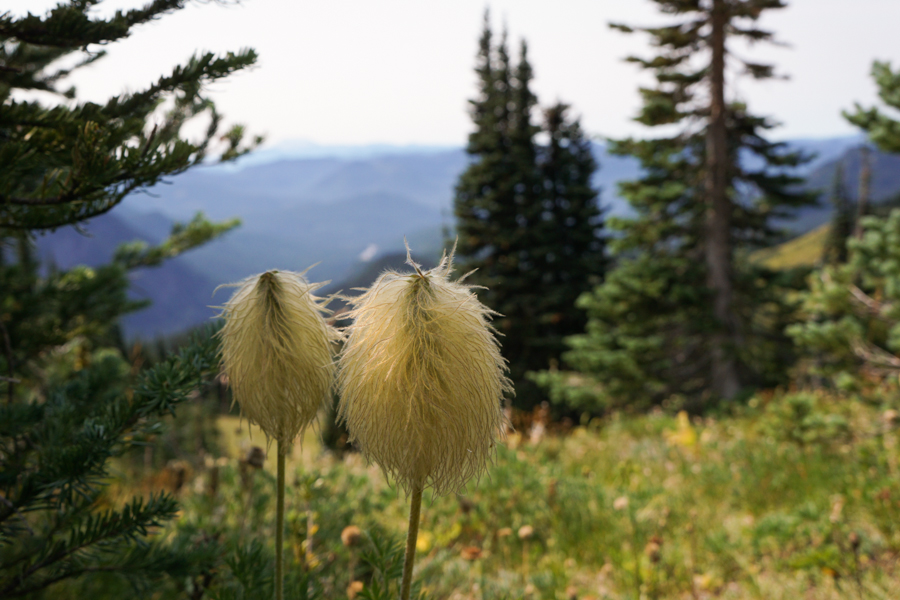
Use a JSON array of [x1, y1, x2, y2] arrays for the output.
[[454, 16, 606, 407]]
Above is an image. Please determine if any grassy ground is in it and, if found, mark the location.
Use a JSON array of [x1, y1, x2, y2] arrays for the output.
[[121, 386, 900, 600], [751, 225, 828, 270]]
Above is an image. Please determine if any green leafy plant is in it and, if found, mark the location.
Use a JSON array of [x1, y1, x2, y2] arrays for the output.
[[1, 1, 257, 596]]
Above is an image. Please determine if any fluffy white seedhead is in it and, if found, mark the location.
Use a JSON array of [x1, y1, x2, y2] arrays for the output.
[[337, 248, 512, 496], [218, 270, 337, 453]]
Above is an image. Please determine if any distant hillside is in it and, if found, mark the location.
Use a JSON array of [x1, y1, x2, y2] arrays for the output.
[[36, 208, 223, 339], [116, 149, 468, 290], [35, 135, 890, 339], [775, 145, 900, 234], [179, 192, 444, 285], [752, 224, 829, 270]]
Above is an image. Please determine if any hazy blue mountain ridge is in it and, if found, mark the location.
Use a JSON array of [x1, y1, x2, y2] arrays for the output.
[[37, 206, 221, 337], [35, 135, 897, 339]]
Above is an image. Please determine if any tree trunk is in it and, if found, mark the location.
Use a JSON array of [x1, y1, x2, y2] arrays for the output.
[[854, 144, 872, 239], [704, 0, 740, 399]]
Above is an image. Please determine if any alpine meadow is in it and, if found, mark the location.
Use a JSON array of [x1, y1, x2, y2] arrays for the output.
[[4, 1, 900, 599]]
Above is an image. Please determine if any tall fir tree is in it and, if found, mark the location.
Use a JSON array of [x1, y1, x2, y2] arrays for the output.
[[1, 1, 256, 596], [531, 103, 606, 364], [537, 0, 814, 411], [845, 61, 900, 153], [454, 15, 606, 407]]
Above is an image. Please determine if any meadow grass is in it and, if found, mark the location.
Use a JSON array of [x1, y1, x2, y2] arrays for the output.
[[89, 388, 900, 599], [750, 224, 828, 270]]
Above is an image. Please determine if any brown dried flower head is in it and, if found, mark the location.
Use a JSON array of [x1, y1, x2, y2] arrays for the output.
[[218, 269, 337, 452], [341, 525, 363, 548], [337, 246, 511, 496]]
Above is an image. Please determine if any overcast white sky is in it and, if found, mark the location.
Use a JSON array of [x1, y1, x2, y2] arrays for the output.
[[8, 0, 900, 147]]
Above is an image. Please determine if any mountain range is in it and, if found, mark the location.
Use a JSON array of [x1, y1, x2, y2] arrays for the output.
[[35, 135, 900, 339]]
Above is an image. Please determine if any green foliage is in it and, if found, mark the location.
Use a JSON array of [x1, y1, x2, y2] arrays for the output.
[[531, 253, 710, 412], [0, 327, 222, 597], [454, 16, 606, 406], [757, 392, 851, 448], [1, 235, 136, 389], [823, 161, 854, 265], [0, 1, 261, 230], [114, 213, 240, 269], [86, 387, 900, 599], [789, 208, 900, 382], [1, 213, 238, 391], [535, 0, 815, 412], [845, 61, 900, 153], [0, 1, 256, 596]]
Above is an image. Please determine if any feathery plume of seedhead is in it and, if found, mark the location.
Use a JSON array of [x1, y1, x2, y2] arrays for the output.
[[338, 245, 512, 496], [218, 269, 337, 453]]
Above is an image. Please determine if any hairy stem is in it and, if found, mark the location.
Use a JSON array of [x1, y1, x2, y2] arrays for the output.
[[275, 444, 285, 600], [400, 483, 423, 600]]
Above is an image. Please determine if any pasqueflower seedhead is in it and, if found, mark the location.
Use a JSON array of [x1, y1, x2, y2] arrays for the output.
[[338, 248, 511, 495], [218, 270, 337, 452]]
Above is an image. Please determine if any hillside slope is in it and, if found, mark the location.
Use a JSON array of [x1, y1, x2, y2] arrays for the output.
[[752, 224, 829, 270], [37, 136, 899, 338], [36, 209, 222, 338]]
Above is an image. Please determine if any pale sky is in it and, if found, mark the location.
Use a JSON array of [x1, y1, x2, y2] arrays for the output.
[[7, 0, 900, 147]]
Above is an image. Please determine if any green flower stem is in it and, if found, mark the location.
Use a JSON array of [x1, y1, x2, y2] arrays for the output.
[[275, 444, 286, 600], [400, 483, 423, 600]]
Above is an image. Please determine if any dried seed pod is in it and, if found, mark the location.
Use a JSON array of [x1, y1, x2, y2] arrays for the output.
[[338, 248, 511, 495], [218, 270, 337, 452], [341, 525, 363, 548]]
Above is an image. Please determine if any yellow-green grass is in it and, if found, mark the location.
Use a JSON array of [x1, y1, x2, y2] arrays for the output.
[[125, 387, 900, 600], [751, 224, 829, 270]]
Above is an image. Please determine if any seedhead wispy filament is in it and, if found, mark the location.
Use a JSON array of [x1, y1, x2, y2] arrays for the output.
[[218, 269, 337, 452], [337, 247, 511, 496]]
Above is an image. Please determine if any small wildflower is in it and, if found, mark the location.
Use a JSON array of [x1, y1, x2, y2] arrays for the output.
[[645, 536, 662, 563], [458, 496, 476, 514], [242, 446, 266, 469], [416, 530, 434, 553], [341, 525, 363, 548], [347, 581, 364, 599]]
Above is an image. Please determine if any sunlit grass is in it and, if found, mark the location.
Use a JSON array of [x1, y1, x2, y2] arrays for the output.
[[751, 224, 829, 270], [100, 387, 900, 599]]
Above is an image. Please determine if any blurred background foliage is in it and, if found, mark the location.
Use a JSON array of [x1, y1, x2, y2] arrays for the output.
[[4, 0, 900, 598]]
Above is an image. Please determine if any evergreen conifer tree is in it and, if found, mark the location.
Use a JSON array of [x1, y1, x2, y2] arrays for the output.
[[824, 160, 853, 265], [537, 0, 814, 411], [786, 60, 900, 386], [454, 16, 605, 406], [788, 210, 900, 383], [532, 103, 606, 364], [1, 2, 256, 595], [845, 61, 900, 153]]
